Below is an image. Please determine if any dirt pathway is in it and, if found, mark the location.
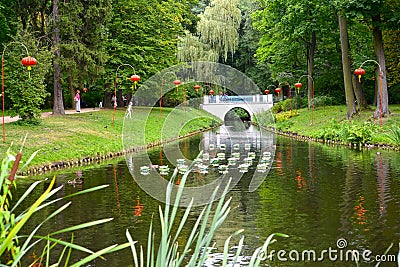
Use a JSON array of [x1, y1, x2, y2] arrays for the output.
[[1, 108, 100, 124]]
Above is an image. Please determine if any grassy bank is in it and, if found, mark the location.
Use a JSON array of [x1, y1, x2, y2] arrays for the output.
[[0, 107, 220, 170], [257, 104, 400, 148]]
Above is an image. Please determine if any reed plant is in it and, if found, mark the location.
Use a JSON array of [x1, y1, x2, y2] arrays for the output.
[[0, 137, 129, 266], [385, 125, 400, 146], [126, 152, 288, 267]]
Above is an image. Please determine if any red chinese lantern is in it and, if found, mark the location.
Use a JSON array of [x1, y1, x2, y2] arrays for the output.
[[264, 89, 270, 95], [130, 74, 141, 84], [354, 68, 366, 83], [83, 87, 88, 93], [173, 79, 181, 91], [209, 89, 214, 95], [294, 82, 302, 93], [194, 84, 201, 94], [21, 56, 37, 71], [275, 88, 281, 95]]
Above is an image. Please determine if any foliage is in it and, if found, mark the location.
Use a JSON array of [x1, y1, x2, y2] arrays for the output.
[[225, 107, 250, 121], [0, 140, 129, 266], [274, 110, 299, 123], [178, 0, 241, 63], [0, 0, 16, 44], [292, 95, 308, 109], [127, 153, 288, 266], [312, 120, 376, 144], [4, 31, 52, 124], [313, 96, 336, 107], [384, 125, 400, 146], [59, 0, 112, 99], [271, 99, 299, 114], [197, 0, 241, 62]]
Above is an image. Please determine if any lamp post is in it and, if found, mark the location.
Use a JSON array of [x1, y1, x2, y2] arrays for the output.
[[354, 60, 383, 131], [265, 84, 276, 95], [159, 71, 178, 117], [295, 75, 315, 125], [2, 42, 36, 143], [113, 64, 138, 127], [194, 84, 202, 109]]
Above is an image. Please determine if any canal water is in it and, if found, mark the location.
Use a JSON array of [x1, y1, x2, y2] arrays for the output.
[[17, 124, 400, 266]]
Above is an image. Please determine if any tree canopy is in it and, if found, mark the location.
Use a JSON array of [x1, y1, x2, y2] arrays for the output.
[[0, 0, 398, 122]]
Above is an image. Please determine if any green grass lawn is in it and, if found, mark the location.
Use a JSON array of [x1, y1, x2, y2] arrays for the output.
[[0, 107, 220, 168], [268, 104, 400, 146]]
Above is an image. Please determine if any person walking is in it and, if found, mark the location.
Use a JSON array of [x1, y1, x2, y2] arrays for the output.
[[74, 90, 81, 112]]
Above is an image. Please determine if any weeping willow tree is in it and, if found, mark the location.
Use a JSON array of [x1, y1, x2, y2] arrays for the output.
[[177, 0, 241, 63], [177, 30, 219, 62]]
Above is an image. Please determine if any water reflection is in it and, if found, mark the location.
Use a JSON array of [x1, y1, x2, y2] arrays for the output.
[[126, 123, 276, 207], [17, 128, 400, 266]]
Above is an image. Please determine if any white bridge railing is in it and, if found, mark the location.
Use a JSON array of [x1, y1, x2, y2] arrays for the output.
[[203, 94, 272, 104]]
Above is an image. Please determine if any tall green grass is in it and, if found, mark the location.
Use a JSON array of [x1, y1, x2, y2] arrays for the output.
[[0, 140, 129, 266]]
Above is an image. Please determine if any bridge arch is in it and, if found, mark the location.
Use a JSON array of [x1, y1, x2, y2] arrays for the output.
[[223, 106, 252, 122], [202, 94, 273, 122]]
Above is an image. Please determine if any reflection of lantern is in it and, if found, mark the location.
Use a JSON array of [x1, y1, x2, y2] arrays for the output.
[[275, 88, 281, 95], [130, 74, 141, 84], [83, 87, 88, 93], [209, 89, 214, 95], [264, 89, 270, 95], [354, 68, 366, 83], [133, 196, 144, 217], [294, 82, 302, 94], [194, 84, 201, 94]]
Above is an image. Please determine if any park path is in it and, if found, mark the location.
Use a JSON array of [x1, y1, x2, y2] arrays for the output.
[[0, 108, 100, 124]]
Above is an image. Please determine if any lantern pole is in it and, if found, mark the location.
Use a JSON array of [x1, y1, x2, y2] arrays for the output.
[[296, 75, 315, 126], [160, 71, 177, 117], [2, 42, 32, 143], [113, 63, 137, 127], [357, 60, 383, 132], [193, 84, 202, 109]]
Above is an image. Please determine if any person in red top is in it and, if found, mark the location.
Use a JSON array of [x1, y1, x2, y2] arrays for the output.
[[74, 90, 81, 112]]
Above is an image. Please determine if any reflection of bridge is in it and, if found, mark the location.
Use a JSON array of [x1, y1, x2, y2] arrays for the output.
[[202, 94, 273, 121]]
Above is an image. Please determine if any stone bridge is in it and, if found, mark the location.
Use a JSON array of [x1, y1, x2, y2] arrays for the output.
[[201, 94, 273, 121]]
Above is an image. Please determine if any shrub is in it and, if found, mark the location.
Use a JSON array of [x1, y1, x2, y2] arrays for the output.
[[292, 95, 307, 109], [311, 120, 376, 144], [384, 125, 400, 146], [313, 96, 335, 107]]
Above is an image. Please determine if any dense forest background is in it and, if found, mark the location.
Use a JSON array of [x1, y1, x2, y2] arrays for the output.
[[0, 0, 399, 122]]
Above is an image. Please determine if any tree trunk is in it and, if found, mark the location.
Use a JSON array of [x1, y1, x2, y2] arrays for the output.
[[307, 31, 316, 110], [52, 0, 65, 115], [352, 75, 369, 110], [69, 68, 75, 110], [372, 13, 390, 118], [337, 11, 356, 119]]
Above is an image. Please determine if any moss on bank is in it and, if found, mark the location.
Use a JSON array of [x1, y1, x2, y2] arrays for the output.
[[0, 107, 221, 173]]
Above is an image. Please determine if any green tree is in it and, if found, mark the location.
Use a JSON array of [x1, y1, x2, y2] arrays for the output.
[[52, 0, 64, 115], [107, 0, 190, 107], [58, 0, 112, 110], [0, 0, 17, 45], [4, 32, 52, 124], [253, 0, 335, 108], [229, 0, 272, 91], [337, 9, 357, 118], [178, 0, 241, 63], [340, 0, 398, 117]]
